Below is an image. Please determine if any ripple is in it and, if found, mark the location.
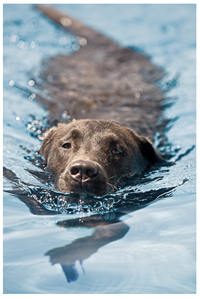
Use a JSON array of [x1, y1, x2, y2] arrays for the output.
[[23, 173, 176, 215]]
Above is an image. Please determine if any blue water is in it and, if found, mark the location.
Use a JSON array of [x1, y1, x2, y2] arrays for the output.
[[3, 4, 196, 294]]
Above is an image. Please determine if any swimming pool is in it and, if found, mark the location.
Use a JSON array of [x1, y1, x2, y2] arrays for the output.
[[3, 4, 196, 294]]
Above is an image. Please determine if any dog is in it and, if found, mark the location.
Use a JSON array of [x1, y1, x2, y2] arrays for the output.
[[3, 6, 176, 283], [36, 5, 166, 197], [40, 119, 163, 196]]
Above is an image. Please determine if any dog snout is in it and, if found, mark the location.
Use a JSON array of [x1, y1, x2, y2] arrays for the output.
[[69, 160, 98, 182]]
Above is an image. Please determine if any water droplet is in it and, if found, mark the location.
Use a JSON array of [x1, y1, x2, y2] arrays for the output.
[[135, 92, 141, 99], [9, 80, 15, 86], [9, 34, 19, 43], [78, 37, 87, 46], [29, 93, 36, 100], [38, 135, 43, 141], [28, 80, 35, 86], [17, 40, 25, 48], [61, 111, 69, 119], [59, 37, 68, 45], [72, 43, 80, 51], [166, 25, 175, 35], [30, 41, 36, 49], [47, 75, 53, 82], [60, 17, 72, 27]]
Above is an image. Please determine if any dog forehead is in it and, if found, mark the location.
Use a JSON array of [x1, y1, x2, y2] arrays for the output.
[[65, 119, 129, 133], [60, 119, 133, 141], [53, 120, 139, 154]]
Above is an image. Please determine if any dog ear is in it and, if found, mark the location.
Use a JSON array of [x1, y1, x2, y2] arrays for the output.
[[138, 136, 164, 165], [40, 126, 58, 162]]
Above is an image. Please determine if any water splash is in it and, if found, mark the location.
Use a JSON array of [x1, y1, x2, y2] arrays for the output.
[[13, 170, 177, 215], [26, 115, 51, 140]]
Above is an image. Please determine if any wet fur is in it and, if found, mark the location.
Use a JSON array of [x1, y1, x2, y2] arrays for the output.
[[36, 6, 165, 196], [40, 119, 163, 196]]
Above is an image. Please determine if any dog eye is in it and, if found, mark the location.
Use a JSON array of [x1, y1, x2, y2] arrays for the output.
[[62, 142, 71, 149], [111, 149, 122, 155]]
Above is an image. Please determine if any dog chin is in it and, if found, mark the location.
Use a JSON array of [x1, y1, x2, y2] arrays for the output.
[[57, 179, 109, 197]]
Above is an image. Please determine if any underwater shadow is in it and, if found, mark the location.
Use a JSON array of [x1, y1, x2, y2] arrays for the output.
[[3, 166, 176, 283]]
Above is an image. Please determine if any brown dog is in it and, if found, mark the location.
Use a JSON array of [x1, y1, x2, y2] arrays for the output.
[[3, 7, 175, 282], [40, 119, 163, 196], [36, 6, 165, 196]]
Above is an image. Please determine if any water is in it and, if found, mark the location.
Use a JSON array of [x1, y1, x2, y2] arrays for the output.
[[3, 4, 196, 294]]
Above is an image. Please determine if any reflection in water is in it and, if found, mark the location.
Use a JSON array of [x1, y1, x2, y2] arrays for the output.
[[47, 215, 130, 283], [4, 164, 179, 283]]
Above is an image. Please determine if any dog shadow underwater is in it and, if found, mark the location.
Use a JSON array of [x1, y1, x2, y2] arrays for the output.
[[4, 164, 180, 283]]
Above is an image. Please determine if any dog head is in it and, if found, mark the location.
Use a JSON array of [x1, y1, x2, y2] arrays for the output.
[[40, 119, 163, 196]]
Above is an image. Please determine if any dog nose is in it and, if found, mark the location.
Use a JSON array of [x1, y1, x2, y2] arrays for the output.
[[69, 160, 98, 182]]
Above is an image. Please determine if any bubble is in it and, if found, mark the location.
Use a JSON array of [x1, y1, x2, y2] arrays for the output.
[[78, 37, 87, 46], [16, 116, 20, 121], [47, 75, 54, 82], [59, 37, 68, 45], [166, 25, 175, 35], [30, 41, 36, 49], [60, 17, 72, 27], [29, 93, 36, 100], [26, 116, 50, 139], [9, 80, 15, 86], [31, 43, 39, 50], [9, 34, 19, 43], [28, 80, 35, 86], [38, 135, 43, 141], [17, 40, 24, 48], [72, 43, 80, 51], [135, 92, 141, 99], [61, 111, 69, 119]]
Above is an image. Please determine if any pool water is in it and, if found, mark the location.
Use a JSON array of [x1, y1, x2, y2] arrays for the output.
[[3, 4, 196, 294]]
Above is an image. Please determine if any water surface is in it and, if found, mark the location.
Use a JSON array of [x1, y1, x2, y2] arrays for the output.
[[3, 4, 196, 294]]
